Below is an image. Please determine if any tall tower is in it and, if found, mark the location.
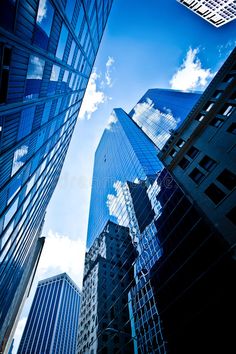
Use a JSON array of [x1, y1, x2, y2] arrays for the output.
[[83, 52, 236, 353], [17, 273, 80, 354], [0, 0, 112, 349]]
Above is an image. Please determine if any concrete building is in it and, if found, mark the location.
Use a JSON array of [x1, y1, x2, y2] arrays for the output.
[[177, 0, 236, 27], [17, 273, 80, 354], [77, 221, 135, 354]]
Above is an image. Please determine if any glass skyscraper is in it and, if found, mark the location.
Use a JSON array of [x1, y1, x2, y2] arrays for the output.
[[0, 0, 112, 351], [17, 273, 80, 354], [83, 76, 236, 353], [87, 90, 200, 247]]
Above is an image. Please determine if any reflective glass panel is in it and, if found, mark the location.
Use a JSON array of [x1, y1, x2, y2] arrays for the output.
[[34, 0, 54, 49], [56, 24, 69, 60]]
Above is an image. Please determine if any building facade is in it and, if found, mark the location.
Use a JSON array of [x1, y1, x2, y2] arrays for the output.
[[0, 0, 112, 349], [82, 50, 236, 353], [87, 90, 200, 248], [17, 273, 81, 354], [77, 221, 135, 354], [177, 0, 236, 27]]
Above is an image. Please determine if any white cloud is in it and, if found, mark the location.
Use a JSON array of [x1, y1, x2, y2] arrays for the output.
[[132, 98, 179, 148], [78, 71, 106, 120], [170, 48, 214, 92], [105, 56, 115, 87], [12, 317, 27, 354], [37, 0, 47, 23], [105, 111, 118, 130], [37, 230, 86, 288]]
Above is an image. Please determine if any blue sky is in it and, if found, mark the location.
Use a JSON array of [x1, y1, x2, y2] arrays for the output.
[[13, 0, 236, 351]]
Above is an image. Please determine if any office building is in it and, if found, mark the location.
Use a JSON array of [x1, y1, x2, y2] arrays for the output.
[[177, 0, 236, 27], [84, 91, 200, 353], [77, 221, 135, 354], [18, 273, 80, 354], [83, 49, 236, 353], [87, 89, 200, 247], [0, 0, 112, 349], [129, 89, 200, 149]]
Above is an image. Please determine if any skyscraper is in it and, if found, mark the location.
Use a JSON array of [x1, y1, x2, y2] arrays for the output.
[[17, 273, 80, 354], [77, 221, 135, 354], [82, 50, 236, 353], [87, 90, 200, 247], [0, 0, 112, 350], [177, 0, 236, 27]]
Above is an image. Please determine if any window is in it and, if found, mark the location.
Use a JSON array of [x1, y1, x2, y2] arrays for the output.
[[223, 75, 234, 84], [217, 169, 236, 191], [189, 168, 205, 184], [220, 104, 235, 117], [170, 148, 177, 158], [227, 123, 236, 135], [204, 102, 214, 112], [65, 0, 76, 22], [75, 5, 85, 36], [56, 24, 69, 60], [186, 146, 199, 159], [11, 145, 29, 176], [199, 155, 216, 172], [176, 138, 185, 148], [226, 206, 236, 226], [210, 117, 224, 128], [34, 0, 54, 49], [0, 46, 11, 103], [48, 65, 60, 95], [41, 101, 52, 125], [25, 55, 45, 100], [213, 91, 222, 99], [178, 157, 190, 170], [17, 106, 36, 140], [0, 0, 17, 31], [195, 114, 205, 122], [67, 40, 76, 66], [205, 183, 226, 204]]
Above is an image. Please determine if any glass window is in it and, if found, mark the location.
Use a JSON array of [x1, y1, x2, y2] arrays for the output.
[[56, 24, 69, 60], [176, 138, 185, 148], [186, 146, 199, 159], [25, 56, 45, 100], [67, 40, 76, 66], [50, 65, 60, 81], [226, 206, 236, 226], [0, 46, 11, 103], [27, 55, 45, 80], [204, 103, 214, 112], [48, 65, 60, 95], [205, 183, 226, 204], [63, 70, 69, 82], [41, 101, 52, 125], [217, 169, 236, 191], [199, 155, 216, 172], [220, 104, 235, 117], [227, 123, 236, 135], [11, 145, 29, 176], [189, 168, 205, 184], [65, 0, 76, 22], [195, 114, 205, 122], [34, 0, 54, 49], [0, 0, 17, 31], [210, 117, 224, 128], [3, 198, 18, 229], [178, 157, 190, 170], [17, 106, 36, 140], [75, 5, 84, 36], [169, 148, 177, 158], [74, 50, 81, 69]]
